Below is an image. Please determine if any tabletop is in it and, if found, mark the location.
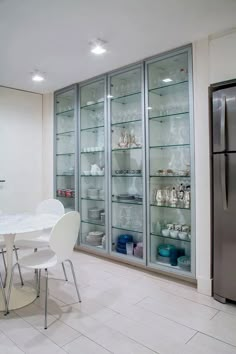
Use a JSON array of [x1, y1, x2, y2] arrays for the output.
[[0, 213, 60, 235]]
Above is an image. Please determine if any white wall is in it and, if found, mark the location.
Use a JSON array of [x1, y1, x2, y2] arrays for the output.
[[193, 39, 212, 295], [209, 30, 236, 84], [0, 87, 43, 212]]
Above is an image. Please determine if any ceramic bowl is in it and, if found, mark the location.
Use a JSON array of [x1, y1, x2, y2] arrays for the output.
[[158, 244, 176, 257], [162, 229, 170, 237], [170, 230, 178, 238], [178, 231, 188, 240]]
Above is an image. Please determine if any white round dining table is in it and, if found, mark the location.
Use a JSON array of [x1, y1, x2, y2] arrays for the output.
[[0, 212, 60, 311]]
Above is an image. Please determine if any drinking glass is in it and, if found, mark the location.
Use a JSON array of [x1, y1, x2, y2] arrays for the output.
[[126, 242, 134, 256]]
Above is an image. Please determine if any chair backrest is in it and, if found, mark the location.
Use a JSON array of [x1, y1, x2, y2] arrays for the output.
[[36, 199, 64, 216], [49, 211, 80, 261]]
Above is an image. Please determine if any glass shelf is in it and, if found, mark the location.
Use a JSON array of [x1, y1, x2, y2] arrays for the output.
[[81, 197, 104, 202], [81, 150, 104, 154], [82, 219, 105, 226], [112, 174, 142, 177], [149, 112, 189, 121], [56, 153, 75, 156], [80, 101, 104, 110], [81, 174, 104, 177], [56, 174, 74, 177], [112, 146, 142, 152], [112, 226, 142, 234], [57, 195, 75, 200], [111, 92, 141, 104], [149, 80, 188, 95], [150, 175, 190, 178], [112, 198, 143, 205], [56, 109, 74, 117], [111, 119, 142, 127], [111, 251, 144, 263], [56, 130, 75, 136], [81, 125, 104, 132], [150, 203, 190, 210], [154, 261, 190, 273], [151, 233, 190, 243], [150, 144, 190, 149]]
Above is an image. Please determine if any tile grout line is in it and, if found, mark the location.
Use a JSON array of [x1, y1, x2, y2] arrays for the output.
[[184, 331, 198, 344], [0, 320, 27, 354], [14, 305, 82, 349], [146, 287, 226, 315], [66, 333, 113, 354], [197, 330, 236, 349], [209, 309, 220, 320]]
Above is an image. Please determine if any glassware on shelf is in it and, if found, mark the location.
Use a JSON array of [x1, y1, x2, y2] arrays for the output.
[[80, 78, 106, 251]]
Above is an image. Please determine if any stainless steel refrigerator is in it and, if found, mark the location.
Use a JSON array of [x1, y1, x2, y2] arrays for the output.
[[212, 81, 236, 303]]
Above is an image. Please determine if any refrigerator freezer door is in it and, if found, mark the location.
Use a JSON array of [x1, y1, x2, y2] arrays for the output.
[[213, 87, 236, 153], [213, 153, 236, 301]]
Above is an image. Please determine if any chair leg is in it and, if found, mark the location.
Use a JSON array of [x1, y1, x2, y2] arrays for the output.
[[0, 271, 7, 314], [44, 268, 48, 330], [66, 259, 81, 303], [37, 269, 41, 298], [6, 263, 18, 315], [14, 247, 24, 286], [1, 249, 7, 287], [61, 262, 68, 281]]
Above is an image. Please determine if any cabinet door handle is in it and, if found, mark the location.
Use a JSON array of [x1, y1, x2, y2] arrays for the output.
[[220, 154, 227, 211], [0, 180, 6, 183], [220, 96, 226, 152]]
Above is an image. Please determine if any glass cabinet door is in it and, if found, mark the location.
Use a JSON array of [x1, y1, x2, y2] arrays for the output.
[[79, 78, 107, 251], [55, 86, 76, 212], [146, 49, 194, 276], [108, 65, 146, 263]]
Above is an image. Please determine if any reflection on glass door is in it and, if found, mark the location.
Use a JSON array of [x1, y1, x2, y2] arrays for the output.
[[55, 87, 76, 212], [108, 65, 145, 262], [146, 50, 194, 276], [79, 78, 107, 251]]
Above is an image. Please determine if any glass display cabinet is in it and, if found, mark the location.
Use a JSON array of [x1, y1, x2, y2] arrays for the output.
[[54, 85, 77, 212], [78, 77, 108, 252], [108, 65, 146, 263], [146, 48, 195, 277], [54, 45, 195, 279]]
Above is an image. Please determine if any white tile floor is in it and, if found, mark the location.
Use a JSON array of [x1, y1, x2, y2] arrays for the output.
[[1, 251, 236, 353]]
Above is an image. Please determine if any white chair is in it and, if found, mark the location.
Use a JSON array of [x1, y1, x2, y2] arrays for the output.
[[14, 199, 68, 281], [7, 211, 81, 329]]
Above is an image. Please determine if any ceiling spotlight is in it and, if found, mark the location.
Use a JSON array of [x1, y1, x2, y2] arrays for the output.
[[90, 39, 107, 55], [162, 78, 172, 83], [147, 106, 152, 110], [31, 70, 45, 82]]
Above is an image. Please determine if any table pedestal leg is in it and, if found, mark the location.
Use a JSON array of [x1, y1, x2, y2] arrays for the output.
[[0, 234, 37, 311]]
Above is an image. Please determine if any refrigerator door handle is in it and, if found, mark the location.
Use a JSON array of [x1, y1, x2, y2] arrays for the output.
[[220, 154, 228, 211], [220, 96, 226, 151]]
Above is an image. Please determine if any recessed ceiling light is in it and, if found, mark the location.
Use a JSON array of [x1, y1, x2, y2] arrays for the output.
[[147, 106, 152, 110], [31, 70, 45, 82], [90, 39, 107, 55], [162, 78, 172, 83]]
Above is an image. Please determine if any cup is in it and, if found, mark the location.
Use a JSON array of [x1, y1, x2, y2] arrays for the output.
[[174, 224, 182, 231], [167, 223, 174, 230], [126, 242, 134, 256]]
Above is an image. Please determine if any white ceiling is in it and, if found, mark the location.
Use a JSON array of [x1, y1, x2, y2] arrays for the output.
[[0, 0, 236, 94]]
